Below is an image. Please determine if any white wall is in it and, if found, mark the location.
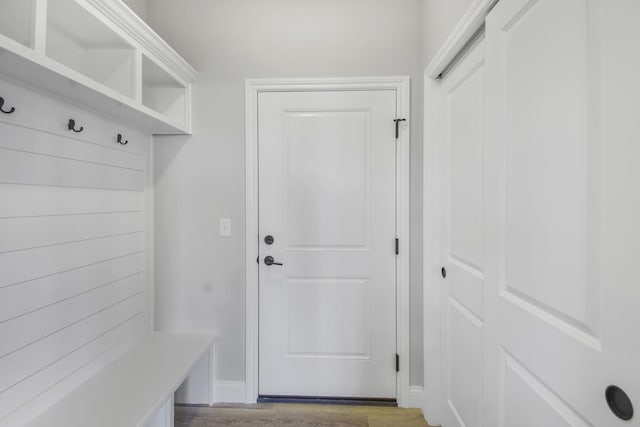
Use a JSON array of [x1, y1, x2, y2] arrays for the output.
[[422, 0, 475, 68], [148, 0, 425, 387]]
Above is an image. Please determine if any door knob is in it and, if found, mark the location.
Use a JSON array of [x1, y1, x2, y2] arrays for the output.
[[264, 256, 283, 266], [606, 385, 634, 421]]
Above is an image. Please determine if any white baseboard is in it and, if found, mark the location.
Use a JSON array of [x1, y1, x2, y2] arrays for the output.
[[409, 386, 424, 409], [211, 382, 422, 407], [174, 340, 245, 405], [213, 381, 246, 404], [182, 373, 420, 408]]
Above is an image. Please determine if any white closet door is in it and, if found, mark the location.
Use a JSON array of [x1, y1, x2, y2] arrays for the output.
[[436, 40, 486, 427], [483, 0, 640, 426]]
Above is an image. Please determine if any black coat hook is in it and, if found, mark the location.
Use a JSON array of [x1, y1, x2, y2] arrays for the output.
[[68, 119, 84, 133], [117, 133, 128, 145], [0, 96, 16, 114]]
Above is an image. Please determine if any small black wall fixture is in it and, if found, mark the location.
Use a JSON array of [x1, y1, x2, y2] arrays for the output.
[[0, 96, 16, 114], [394, 118, 406, 139], [67, 119, 84, 133], [117, 133, 128, 145]]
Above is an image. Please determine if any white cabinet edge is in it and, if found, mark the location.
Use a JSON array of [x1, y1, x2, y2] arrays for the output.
[[0, 0, 196, 134], [86, 0, 198, 84]]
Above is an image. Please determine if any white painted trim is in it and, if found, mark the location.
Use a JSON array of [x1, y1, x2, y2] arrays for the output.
[[208, 343, 217, 406], [245, 77, 412, 407], [33, 0, 47, 54], [424, 0, 497, 79], [145, 395, 174, 427], [245, 80, 260, 405], [422, 75, 444, 425], [146, 136, 156, 333], [185, 85, 194, 134], [245, 76, 412, 92], [214, 381, 247, 404], [173, 341, 218, 406], [84, 0, 198, 84], [0, 41, 191, 134], [395, 77, 412, 409], [409, 386, 425, 409]]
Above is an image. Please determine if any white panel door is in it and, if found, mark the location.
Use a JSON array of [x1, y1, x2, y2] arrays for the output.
[[437, 40, 486, 427], [483, 0, 640, 426], [258, 90, 397, 399]]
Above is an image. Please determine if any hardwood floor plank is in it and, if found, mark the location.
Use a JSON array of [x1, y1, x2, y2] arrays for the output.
[[175, 404, 431, 427]]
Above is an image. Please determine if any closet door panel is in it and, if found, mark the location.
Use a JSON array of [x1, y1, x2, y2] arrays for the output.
[[436, 39, 486, 427], [483, 1, 640, 426]]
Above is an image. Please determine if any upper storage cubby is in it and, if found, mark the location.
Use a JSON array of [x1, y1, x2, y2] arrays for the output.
[[142, 55, 187, 129], [0, 0, 35, 48], [0, 0, 197, 134], [47, 0, 136, 99]]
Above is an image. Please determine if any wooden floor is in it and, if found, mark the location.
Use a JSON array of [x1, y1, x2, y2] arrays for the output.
[[175, 404, 432, 427]]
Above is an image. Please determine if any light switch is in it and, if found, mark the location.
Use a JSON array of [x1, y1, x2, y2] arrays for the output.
[[219, 218, 231, 237]]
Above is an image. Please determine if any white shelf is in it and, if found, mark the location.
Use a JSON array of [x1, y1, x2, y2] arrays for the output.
[[47, 0, 136, 99], [0, 0, 196, 135], [142, 54, 187, 128]]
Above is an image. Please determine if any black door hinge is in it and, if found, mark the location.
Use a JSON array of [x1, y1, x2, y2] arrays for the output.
[[395, 238, 399, 255], [396, 353, 400, 372], [394, 118, 406, 139]]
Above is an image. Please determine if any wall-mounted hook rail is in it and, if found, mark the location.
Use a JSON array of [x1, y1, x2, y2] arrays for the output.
[[117, 133, 128, 145], [0, 96, 16, 114], [68, 119, 84, 133]]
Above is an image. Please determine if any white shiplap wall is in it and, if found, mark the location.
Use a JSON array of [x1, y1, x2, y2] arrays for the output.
[[0, 77, 153, 424]]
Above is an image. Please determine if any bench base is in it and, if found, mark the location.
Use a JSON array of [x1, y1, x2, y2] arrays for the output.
[[24, 332, 216, 427]]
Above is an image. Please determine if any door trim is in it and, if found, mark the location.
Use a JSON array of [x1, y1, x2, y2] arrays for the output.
[[245, 77, 411, 407]]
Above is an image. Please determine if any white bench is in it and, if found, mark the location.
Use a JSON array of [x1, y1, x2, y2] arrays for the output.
[[24, 332, 216, 427]]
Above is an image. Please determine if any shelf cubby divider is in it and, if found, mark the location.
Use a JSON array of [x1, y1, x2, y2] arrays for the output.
[[0, 0, 196, 134], [46, 0, 136, 99], [142, 54, 187, 129]]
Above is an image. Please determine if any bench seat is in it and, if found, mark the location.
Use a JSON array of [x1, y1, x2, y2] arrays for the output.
[[25, 332, 216, 427]]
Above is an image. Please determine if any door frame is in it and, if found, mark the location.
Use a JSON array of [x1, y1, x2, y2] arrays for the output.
[[422, 0, 497, 424], [245, 77, 411, 406]]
